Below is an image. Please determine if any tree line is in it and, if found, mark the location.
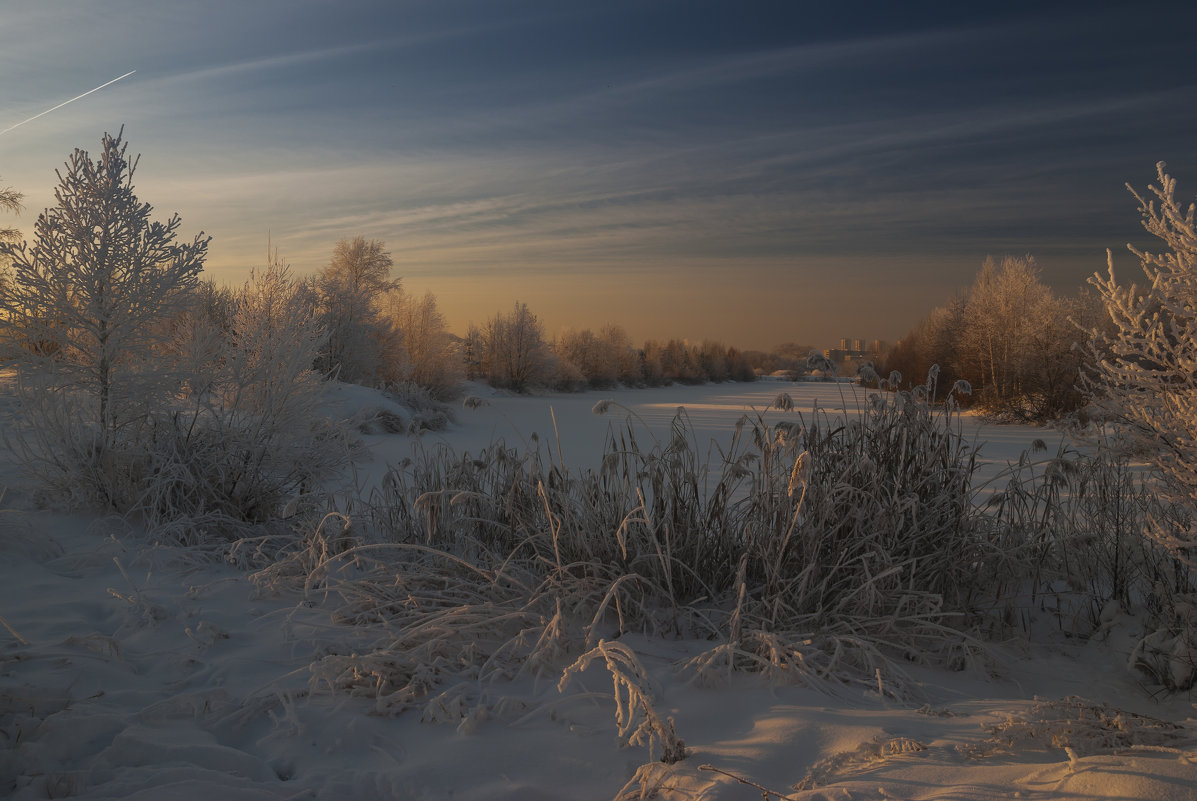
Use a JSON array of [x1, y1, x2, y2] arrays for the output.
[[878, 254, 1111, 421], [465, 305, 755, 392], [0, 136, 760, 414]]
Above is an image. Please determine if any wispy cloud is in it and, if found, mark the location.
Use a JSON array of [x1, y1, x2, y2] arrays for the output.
[[4, 1, 1193, 347]]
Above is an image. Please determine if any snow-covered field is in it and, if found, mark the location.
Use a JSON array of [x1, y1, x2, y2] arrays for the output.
[[2, 379, 1195, 800]]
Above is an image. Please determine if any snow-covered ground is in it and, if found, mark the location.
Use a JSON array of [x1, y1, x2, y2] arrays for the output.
[[2, 379, 1195, 800]]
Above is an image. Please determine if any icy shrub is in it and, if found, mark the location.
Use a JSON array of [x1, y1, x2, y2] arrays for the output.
[[151, 258, 352, 526], [383, 381, 453, 432]]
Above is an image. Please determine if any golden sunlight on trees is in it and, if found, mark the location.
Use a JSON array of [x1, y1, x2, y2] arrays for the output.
[[313, 237, 461, 396], [959, 255, 1060, 408], [883, 255, 1087, 420], [553, 325, 641, 389], [0, 130, 209, 443]]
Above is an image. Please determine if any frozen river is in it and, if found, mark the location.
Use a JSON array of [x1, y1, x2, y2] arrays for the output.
[[353, 378, 1059, 495]]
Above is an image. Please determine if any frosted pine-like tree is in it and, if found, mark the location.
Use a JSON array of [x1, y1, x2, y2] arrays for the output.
[[0, 129, 208, 445], [1086, 163, 1197, 565]]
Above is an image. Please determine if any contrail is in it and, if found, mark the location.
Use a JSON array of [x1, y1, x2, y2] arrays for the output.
[[0, 70, 137, 136]]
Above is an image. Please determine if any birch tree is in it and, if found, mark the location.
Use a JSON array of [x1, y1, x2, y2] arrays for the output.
[[959, 255, 1058, 409], [389, 289, 461, 398], [315, 236, 400, 382]]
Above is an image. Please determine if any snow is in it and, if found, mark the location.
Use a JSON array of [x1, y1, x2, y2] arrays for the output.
[[2, 379, 1195, 800]]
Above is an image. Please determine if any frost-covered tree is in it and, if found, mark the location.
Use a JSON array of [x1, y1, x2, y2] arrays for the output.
[[471, 302, 555, 391], [959, 255, 1059, 408], [315, 236, 401, 382], [0, 130, 208, 444], [885, 256, 1083, 419], [555, 328, 621, 388], [1085, 163, 1197, 565], [883, 298, 965, 396], [698, 340, 730, 382]]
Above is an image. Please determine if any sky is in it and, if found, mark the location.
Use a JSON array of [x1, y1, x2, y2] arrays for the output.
[[2, 1, 1197, 351]]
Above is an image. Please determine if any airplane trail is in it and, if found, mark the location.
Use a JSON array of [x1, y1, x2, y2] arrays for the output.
[[0, 70, 137, 136]]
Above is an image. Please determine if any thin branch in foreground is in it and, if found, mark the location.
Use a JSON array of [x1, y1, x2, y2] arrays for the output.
[[697, 764, 797, 800], [0, 613, 29, 646]]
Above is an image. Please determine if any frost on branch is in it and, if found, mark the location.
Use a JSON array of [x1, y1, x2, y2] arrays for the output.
[[1084, 163, 1197, 566], [559, 640, 688, 764]]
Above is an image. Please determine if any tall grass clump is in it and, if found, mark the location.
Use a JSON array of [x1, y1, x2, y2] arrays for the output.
[[269, 377, 1001, 741], [265, 374, 1197, 764]]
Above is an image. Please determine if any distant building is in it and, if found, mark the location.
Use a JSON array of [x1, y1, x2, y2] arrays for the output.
[[823, 336, 884, 376]]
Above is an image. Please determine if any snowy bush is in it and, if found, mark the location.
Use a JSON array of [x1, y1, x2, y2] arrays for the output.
[[153, 255, 352, 527]]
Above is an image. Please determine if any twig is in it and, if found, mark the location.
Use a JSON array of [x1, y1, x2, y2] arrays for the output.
[[697, 764, 797, 800], [0, 612, 29, 645]]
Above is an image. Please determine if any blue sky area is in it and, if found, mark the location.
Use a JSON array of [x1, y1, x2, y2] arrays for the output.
[[2, 1, 1196, 349]]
